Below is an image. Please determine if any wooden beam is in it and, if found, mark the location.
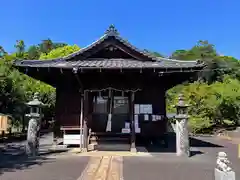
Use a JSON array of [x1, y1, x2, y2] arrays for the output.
[[72, 68, 84, 90]]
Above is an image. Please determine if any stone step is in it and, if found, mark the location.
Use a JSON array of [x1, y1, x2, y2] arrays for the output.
[[95, 143, 131, 151], [91, 132, 130, 138], [90, 137, 129, 142]]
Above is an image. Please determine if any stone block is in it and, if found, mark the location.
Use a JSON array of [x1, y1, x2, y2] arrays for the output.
[[215, 168, 235, 180]]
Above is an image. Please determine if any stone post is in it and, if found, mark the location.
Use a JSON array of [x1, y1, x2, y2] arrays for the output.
[[25, 92, 45, 157], [175, 94, 190, 157]]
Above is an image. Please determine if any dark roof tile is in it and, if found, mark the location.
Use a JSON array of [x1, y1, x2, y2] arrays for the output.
[[14, 58, 204, 69]]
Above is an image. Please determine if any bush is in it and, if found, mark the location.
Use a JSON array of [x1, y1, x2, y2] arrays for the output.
[[188, 116, 213, 134], [167, 75, 240, 133]]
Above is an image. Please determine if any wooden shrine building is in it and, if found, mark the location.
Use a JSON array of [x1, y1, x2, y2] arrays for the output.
[[13, 25, 205, 152]]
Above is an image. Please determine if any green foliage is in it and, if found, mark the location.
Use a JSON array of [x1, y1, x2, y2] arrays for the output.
[[14, 40, 26, 58], [188, 116, 213, 134], [143, 49, 165, 57], [39, 39, 53, 55], [0, 46, 6, 57], [27, 45, 40, 59], [39, 45, 80, 60], [167, 76, 240, 133]]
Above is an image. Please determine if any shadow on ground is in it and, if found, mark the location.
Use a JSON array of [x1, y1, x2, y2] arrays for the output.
[[0, 147, 69, 176], [0, 154, 55, 176], [140, 134, 223, 157]]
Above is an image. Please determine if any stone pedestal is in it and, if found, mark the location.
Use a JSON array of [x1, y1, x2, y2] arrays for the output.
[[215, 168, 235, 180]]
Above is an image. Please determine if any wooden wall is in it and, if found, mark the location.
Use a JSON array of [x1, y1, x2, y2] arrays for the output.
[[55, 72, 167, 138], [55, 87, 81, 127], [135, 88, 167, 137]]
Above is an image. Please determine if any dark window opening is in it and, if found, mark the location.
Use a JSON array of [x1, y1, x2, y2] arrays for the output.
[[113, 96, 129, 114], [93, 96, 108, 113]]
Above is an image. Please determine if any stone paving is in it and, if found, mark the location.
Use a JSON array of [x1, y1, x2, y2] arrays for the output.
[[0, 135, 239, 180]]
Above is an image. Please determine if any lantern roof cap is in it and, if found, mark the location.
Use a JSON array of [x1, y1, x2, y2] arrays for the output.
[[175, 94, 189, 107], [26, 92, 45, 106]]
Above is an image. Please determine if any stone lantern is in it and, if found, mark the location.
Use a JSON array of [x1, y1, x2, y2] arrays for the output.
[[25, 92, 45, 156], [175, 94, 190, 157]]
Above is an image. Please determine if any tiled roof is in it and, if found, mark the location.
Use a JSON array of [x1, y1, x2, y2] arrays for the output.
[[62, 24, 158, 61], [13, 25, 205, 69], [14, 58, 204, 69]]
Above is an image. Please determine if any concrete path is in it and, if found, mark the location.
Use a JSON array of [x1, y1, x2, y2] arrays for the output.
[[0, 135, 239, 180], [0, 155, 89, 180]]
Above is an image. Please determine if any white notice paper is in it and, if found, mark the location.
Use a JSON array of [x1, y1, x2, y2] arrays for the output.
[[134, 115, 139, 123], [156, 115, 162, 121], [135, 123, 139, 129], [140, 105, 144, 114], [134, 104, 140, 114], [144, 114, 149, 121], [152, 115, 156, 121], [140, 104, 153, 114], [135, 128, 141, 133], [125, 122, 130, 129], [146, 104, 153, 114], [143, 105, 148, 114]]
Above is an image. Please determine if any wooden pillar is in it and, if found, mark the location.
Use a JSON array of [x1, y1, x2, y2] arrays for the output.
[[79, 93, 84, 150], [129, 92, 136, 152], [106, 89, 113, 132], [83, 91, 89, 152]]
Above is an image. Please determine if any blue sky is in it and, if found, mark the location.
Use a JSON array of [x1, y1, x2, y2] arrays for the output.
[[1, 0, 240, 58]]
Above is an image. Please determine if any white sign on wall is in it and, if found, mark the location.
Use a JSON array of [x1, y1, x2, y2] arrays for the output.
[[139, 104, 152, 114], [134, 104, 140, 114], [144, 114, 149, 121]]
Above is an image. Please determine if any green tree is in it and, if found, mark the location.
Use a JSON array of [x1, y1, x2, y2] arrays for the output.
[[52, 43, 67, 49], [39, 39, 53, 54], [14, 40, 26, 58], [39, 45, 80, 60], [143, 49, 164, 57], [27, 45, 40, 59], [0, 46, 6, 57]]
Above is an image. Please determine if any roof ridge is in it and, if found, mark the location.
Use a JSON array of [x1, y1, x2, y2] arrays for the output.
[[156, 57, 202, 63], [63, 24, 158, 61]]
